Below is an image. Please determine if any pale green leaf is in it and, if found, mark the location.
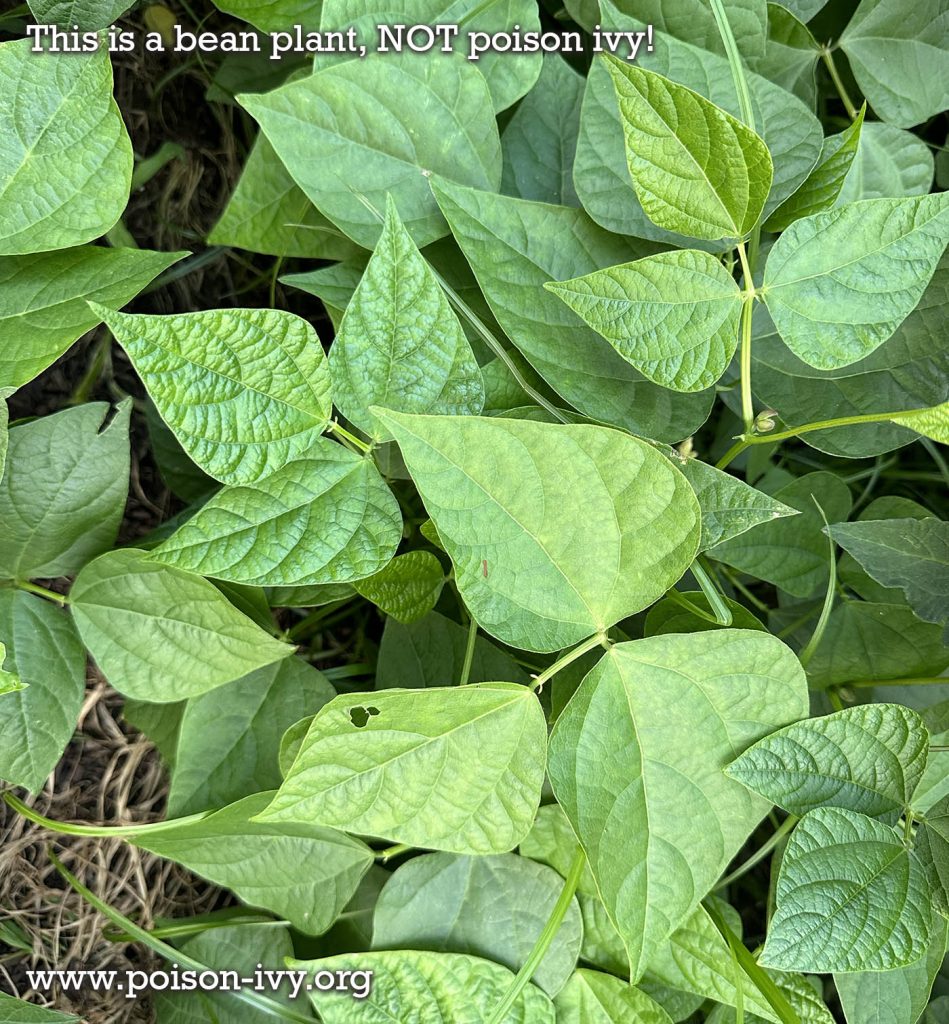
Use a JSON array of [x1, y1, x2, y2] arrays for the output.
[[548, 630, 808, 978], [353, 551, 444, 624], [0, 591, 86, 793], [889, 401, 949, 444], [0, 401, 130, 579], [749, 4, 820, 108], [239, 53, 501, 249], [705, 971, 834, 1024], [611, 0, 767, 58], [547, 249, 742, 392], [93, 304, 332, 484], [0, 41, 132, 255], [0, 247, 185, 388], [761, 806, 937, 971], [372, 851, 583, 996], [256, 683, 548, 855], [837, 122, 935, 203], [267, 582, 355, 608], [376, 410, 701, 652], [149, 441, 401, 586], [0, 991, 79, 1022], [330, 198, 483, 439], [762, 194, 949, 370], [282, 256, 368, 330], [554, 969, 673, 1024], [778, 0, 827, 19], [71, 549, 294, 702]]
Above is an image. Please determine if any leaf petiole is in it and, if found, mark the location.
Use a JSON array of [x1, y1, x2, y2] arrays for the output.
[[692, 559, 733, 626], [820, 46, 859, 119], [327, 420, 373, 454], [531, 633, 608, 692], [714, 815, 798, 891], [460, 613, 479, 685], [12, 580, 69, 605]]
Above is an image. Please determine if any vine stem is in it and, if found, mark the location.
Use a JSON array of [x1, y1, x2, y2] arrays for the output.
[[798, 499, 835, 668], [12, 581, 69, 606], [459, 614, 478, 685], [531, 633, 608, 692], [708, 0, 756, 130], [714, 815, 798, 891], [736, 242, 756, 433], [486, 847, 586, 1024], [820, 46, 859, 119]]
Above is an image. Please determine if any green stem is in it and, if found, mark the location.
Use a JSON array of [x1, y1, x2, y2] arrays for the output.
[[487, 847, 586, 1024], [931, 745, 949, 752], [460, 614, 478, 685], [14, 581, 68, 606], [844, 676, 949, 689], [328, 420, 372, 454], [666, 588, 721, 625], [531, 633, 607, 692], [708, 0, 756, 130], [820, 46, 859, 119], [735, 242, 756, 433], [287, 598, 355, 642], [714, 815, 798, 891], [828, 689, 845, 712], [69, 336, 111, 405], [692, 559, 733, 626], [376, 843, 411, 862], [798, 499, 835, 668]]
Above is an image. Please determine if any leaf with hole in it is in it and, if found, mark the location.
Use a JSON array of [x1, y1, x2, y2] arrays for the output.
[[548, 630, 808, 979], [602, 57, 773, 242], [762, 194, 949, 370], [133, 792, 373, 936], [376, 410, 701, 652], [92, 304, 332, 484], [149, 440, 401, 587], [546, 250, 742, 392], [554, 969, 674, 1024], [0, 41, 132, 255], [761, 806, 937, 972], [353, 551, 444, 624], [330, 198, 483, 441], [71, 549, 294, 702], [256, 684, 547, 855], [726, 704, 930, 820]]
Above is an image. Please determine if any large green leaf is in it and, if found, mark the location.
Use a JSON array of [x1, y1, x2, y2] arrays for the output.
[[840, 0, 949, 129], [0, 41, 132, 255], [149, 441, 401, 586], [330, 198, 483, 439], [239, 53, 501, 249], [761, 806, 937, 971], [548, 250, 742, 392], [547, 630, 808, 978], [94, 305, 332, 484], [431, 179, 714, 441], [168, 657, 335, 815], [611, 0, 767, 58], [134, 792, 372, 935], [837, 122, 935, 203], [0, 247, 185, 388], [377, 411, 701, 652], [0, 591, 85, 793], [0, 402, 129, 580], [762, 195, 949, 369], [71, 549, 294, 701], [726, 704, 930, 819], [256, 683, 547, 854], [352, 551, 444, 624], [603, 57, 772, 242], [554, 970, 673, 1024], [372, 851, 583, 996]]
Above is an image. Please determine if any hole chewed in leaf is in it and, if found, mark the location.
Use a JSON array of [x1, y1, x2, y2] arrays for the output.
[[349, 705, 381, 728]]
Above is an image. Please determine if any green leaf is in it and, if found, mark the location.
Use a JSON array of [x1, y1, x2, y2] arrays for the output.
[[0, 991, 79, 1022], [837, 122, 935, 203], [168, 657, 335, 815], [749, 4, 820, 108], [546, 249, 742, 392], [431, 179, 714, 442], [282, 256, 368, 330], [93, 304, 332, 484], [726, 703, 930, 819], [612, 0, 768, 58], [840, 0, 949, 129], [353, 551, 444, 624], [602, 57, 773, 242], [918, 796, 949, 915], [0, 642, 24, 696], [149, 441, 401, 586], [134, 792, 372, 936], [763, 807, 937, 972], [289, 949, 555, 1022], [645, 591, 766, 635], [764, 110, 864, 232], [208, 134, 362, 260], [71, 548, 294, 702], [548, 630, 808, 978], [0, 387, 11, 482], [0, 41, 132, 255], [828, 518, 949, 633], [256, 683, 547, 854], [0, 591, 86, 793], [0, 247, 185, 388], [377, 410, 701, 652], [762, 194, 949, 370], [210, 0, 321, 33], [372, 851, 583, 996], [888, 401, 949, 444], [0, 402, 130, 580], [778, 0, 827, 19], [554, 969, 674, 1024], [330, 198, 483, 440], [239, 53, 501, 249]]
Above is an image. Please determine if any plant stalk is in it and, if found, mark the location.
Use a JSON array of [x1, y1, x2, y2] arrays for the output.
[[460, 614, 479, 685], [715, 815, 798, 891], [13, 581, 69, 606], [531, 633, 607, 692], [820, 46, 859, 119]]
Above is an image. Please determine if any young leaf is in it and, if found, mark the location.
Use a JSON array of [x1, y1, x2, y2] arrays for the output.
[[71, 549, 294, 702], [0, 247, 185, 388], [761, 194, 949, 370], [546, 249, 743, 392], [602, 57, 773, 241], [376, 411, 701, 652], [352, 551, 444, 624], [133, 792, 373, 935], [149, 441, 402, 587], [256, 683, 548, 855], [0, 591, 85, 793], [554, 969, 674, 1024], [726, 703, 930, 819], [93, 304, 332, 484], [372, 851, 583, 996], [763, 807, 937, 972], [330, 198, 483, 440], [547, 630, 808, 979], [0, 401, 130, 580], [0, 41, 132, 255]]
